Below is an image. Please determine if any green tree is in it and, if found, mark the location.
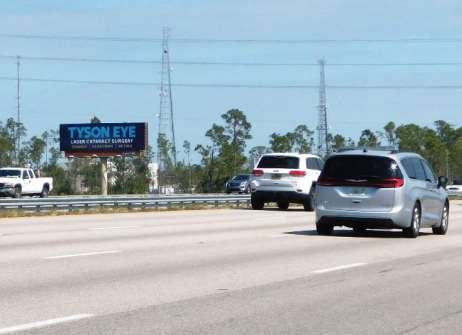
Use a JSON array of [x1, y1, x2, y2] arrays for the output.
[[221, 109, 252, 175], [358, 129, 380, 147], [331, 134, 346, 151], [26, 136, 46, 169], [383, 121, 397, 146]]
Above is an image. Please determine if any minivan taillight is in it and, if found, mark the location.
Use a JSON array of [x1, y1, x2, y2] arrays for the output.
[[252, 169, 264, 177], [318, 176, 404, 188], [289, 170, 306, 177]]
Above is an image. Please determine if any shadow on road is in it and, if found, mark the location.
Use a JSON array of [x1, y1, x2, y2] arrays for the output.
[[234, 208, 308, 212], [284, 229, 433, 239]]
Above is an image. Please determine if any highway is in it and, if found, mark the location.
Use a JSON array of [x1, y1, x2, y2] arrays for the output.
[[1, 202, 462, 334]]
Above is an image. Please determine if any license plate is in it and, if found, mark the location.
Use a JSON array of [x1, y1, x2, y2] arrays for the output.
[[349, 187, 367, 195], [271, 174, 281, 180]]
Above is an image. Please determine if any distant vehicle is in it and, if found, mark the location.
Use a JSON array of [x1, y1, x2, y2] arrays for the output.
[[447, 184, 462, 196], [315, 149, 449, 238], [0, 168, 53, 198], [225, 175, 250, 194], [250, 153, 323, 211]]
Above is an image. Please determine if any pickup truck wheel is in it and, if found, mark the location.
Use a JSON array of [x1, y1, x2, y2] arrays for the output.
[[40, 186, 49, 198], [13, 185, 22, 198]]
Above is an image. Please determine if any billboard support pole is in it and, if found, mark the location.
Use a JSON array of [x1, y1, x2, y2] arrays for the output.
[[101, 157, 108, 196]]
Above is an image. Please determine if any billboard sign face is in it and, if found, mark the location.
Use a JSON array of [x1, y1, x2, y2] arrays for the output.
[[60, 122, 147, 156]]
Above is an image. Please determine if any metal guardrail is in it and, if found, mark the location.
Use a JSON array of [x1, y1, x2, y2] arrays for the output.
[[0, 194, 251, 213]]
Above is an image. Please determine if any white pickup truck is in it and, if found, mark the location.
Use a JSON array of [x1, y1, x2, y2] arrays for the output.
[[0, 168, 53, 198]]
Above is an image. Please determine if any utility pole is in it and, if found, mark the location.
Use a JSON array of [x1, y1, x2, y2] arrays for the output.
[[16, 55, 21, 164], [317, 58, 329, 157]]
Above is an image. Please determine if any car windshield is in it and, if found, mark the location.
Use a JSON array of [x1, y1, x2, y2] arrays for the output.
[[257, 156, 299, 169], [0, 169, 21, 178], [321, 155, 402, 180], [233, 175, 248, 181]]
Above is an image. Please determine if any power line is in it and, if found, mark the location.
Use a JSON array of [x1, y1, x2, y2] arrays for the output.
[[2, 33, 462, 44], [1, 54, 462, 67], [1, 76, 462, 89]]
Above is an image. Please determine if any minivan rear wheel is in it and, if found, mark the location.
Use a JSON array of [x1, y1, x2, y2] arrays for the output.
[[303, 192, 315, 212], [251, 194, 264, 210], [432, 202, 449, 235], [404, 203, 421, 238], [316, 223, 333, 235]]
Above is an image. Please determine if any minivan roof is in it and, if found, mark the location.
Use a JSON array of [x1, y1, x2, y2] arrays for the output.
[[329, 149, 423, 160]]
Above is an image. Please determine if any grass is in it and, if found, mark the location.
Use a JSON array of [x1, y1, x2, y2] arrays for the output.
[[0, 203, 251, 219]]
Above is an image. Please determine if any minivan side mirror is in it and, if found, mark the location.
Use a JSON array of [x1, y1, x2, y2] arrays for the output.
[[438, 176, 448, 189]]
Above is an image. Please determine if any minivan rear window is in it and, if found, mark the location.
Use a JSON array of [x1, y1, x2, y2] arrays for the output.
[[257, 156, 299, 169], [321, 155, 402, 180]]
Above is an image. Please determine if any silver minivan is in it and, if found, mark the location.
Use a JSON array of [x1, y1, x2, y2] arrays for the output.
[[315, 149, 449, 238]]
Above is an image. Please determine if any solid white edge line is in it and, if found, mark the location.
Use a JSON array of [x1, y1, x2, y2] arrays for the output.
[[89, 226, 138, 230], [312, 262, 367, 274], [44, 250, 121, 260], [0, 314, 93, 334]]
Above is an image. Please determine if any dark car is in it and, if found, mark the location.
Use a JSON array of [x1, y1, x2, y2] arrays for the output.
[[225, 175, 250, 194]]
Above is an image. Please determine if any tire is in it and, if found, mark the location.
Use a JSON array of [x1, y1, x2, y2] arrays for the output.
[[316, 222, 333, 235], [277, 201, 289, 210], [404, 203, 421, 238], [13, 185, 22, 198], [40, 185, 49, 198], [303, 192, 315, 212], [353, 227, 366, 233], [432, 201, 449, 235], [251, 194, 264, 210]]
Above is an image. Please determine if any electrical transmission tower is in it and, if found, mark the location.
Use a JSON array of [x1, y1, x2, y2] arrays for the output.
[[317, 58, 329, 157], [157, 27, 177, 170], [16, 55, 21, 164]]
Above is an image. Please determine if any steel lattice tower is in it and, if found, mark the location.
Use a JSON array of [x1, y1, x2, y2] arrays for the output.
[[317, 58, 329, 157], [157, 27, 177, 169]]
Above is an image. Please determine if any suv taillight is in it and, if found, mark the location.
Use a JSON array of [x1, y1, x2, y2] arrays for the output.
[[289, 170, 306, 177], [252, 169, 264, 177]]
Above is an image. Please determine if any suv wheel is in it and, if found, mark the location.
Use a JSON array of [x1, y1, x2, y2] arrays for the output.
[[251, 194, 264, 210], [277, 201, 289, 210], [316, 222, 333, 235], [303, 192, 315, 212], [432, 202, 449, 235], [404, 203, 421, 238]]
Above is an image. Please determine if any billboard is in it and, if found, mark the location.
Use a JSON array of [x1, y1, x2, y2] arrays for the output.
[[60, 122, 148, 156]]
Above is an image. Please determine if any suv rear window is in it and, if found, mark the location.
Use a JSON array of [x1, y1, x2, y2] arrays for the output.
[[321, 155, 402, 180], [257, 156, 299, 169]]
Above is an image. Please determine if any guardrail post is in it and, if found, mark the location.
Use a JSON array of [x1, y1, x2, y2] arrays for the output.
[[35, 205, 40, 213], [214, 200, 218, 208], [69, 204, 73, 213]]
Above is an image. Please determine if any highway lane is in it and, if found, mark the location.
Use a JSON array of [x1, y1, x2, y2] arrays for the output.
[[0, 202, 461, 334]]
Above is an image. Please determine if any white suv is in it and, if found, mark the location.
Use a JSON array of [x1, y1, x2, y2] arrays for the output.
[[250, 153, 323, 211]]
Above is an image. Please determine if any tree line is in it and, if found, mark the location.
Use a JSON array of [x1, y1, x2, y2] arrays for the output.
[[1, 111, 461, 195]]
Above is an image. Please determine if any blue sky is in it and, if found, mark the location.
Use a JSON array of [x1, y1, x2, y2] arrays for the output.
[[1, 0, 462, 162]]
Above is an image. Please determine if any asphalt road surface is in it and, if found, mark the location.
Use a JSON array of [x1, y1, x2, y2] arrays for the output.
[[1, 202, 462, 334]]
